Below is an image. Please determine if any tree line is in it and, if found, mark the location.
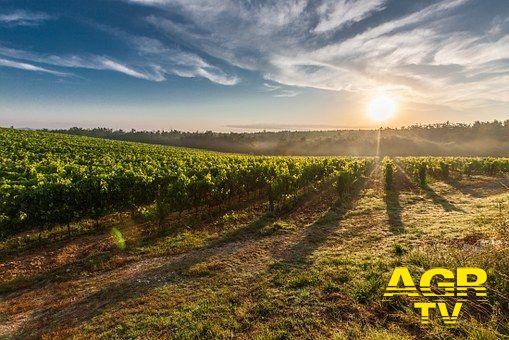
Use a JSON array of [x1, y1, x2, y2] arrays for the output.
[[46, 120, 509, 156]]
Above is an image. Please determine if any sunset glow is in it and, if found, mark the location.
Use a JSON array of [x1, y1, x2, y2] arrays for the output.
[[368, 95, 396, 123]]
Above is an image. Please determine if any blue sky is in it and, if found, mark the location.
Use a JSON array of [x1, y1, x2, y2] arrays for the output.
[[1, 0, 508, 131]]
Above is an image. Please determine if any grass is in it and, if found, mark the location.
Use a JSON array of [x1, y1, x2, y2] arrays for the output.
[[259, 220, 296, 236], [0, 217, 106, 255], [1, 173, 508, 339], [185, 260, 225, 277], [392, 243, 406, 256]]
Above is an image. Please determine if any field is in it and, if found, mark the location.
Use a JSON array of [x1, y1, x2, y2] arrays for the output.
[[0, 128, 508, 339]]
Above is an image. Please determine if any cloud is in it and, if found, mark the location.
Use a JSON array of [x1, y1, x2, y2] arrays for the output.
[[313, 0, 386, 33], [161, 0, 509, 109], [142, 1, 310, 72], [99, 58, 163, 81], [434, 34, 509, 66], [263, 82, 299, 97], [90, 24, 240, 85], [0, 11, 239, 85], [138, 0, 462, 89], [48, 56, 166, 81], [263, 83, 281, 91], [130, 0, 509, 113], [0, 10, 54, 26], [273, 90, 299, 98], [127, 0, 168, 4], [0, 58, 68, 76], [3, 0, 509, 115], [0, 38, 238, 84], [0, 45, 165, 81]]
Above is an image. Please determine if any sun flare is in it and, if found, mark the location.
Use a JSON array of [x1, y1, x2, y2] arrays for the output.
[[368, 95, 396, 123]]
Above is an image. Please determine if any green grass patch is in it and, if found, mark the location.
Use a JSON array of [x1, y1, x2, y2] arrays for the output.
[[259, 220, 296, 236], [185, 260, 225, 277]]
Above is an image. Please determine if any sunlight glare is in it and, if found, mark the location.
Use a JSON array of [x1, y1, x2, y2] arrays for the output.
[[368, 95, 396, 123]]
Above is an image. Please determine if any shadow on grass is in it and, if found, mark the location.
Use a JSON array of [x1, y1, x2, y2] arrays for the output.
[[0, 197, 270, 297], [9, 183, 335, 337], [384, 189, 404, 234], [9, 209, 274, 338], [277, 176, 369, 265], [0, 250, 130, 295], [424, 185, 465, 212], [445, 178, 486, 198], [138, 192, 266, 243]]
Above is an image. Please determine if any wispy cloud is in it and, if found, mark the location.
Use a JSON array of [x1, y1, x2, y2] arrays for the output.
[[0, 58, 67, 76], [96, 25, 239, 85], [0, 10, 53, 26], [0, 11, 239, 85], [129, 0, 509, 112], [99, 58, 164, 81], [273, 90, 299, 98], [0, 45, 164, 81], [313, 0, 386, 33], [263, 83, 299, 97]]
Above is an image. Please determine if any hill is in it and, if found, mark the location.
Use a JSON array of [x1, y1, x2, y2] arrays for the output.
[[49, 120, 509, 156]]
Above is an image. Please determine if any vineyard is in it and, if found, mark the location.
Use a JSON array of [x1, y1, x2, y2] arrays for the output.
[[1, 128, 508, 339], [382, 156, 509, 189], [1, 128, 508, 238], [0, 128, 371, 237]]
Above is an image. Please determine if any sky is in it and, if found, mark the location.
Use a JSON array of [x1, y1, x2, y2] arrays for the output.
[[0, 0, 508, 131]]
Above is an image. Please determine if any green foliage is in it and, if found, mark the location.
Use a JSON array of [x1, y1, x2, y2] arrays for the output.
[[417, 163, 427, 187], [398, 159, 428, 187], [439, 161, 450, 179], [396, 156, 509, 184], [383, 157, 395, 190], [0, 128, 372, 237], [334, 160, 368, 198]]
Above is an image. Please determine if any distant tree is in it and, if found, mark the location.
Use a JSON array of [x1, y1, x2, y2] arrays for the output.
[[53, 120, 509, 157]]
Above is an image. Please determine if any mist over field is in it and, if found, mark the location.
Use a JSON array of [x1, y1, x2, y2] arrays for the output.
[[53, 120, 509, 156]]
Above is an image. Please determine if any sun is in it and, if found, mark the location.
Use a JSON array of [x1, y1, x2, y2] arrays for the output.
[[368, 95, 396, 123]]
